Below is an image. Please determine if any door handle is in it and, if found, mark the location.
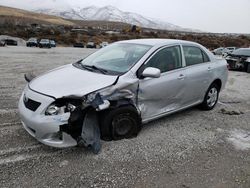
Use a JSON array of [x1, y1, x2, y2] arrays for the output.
[[178, 74, 185, 80], [208, 67, 212, 71]]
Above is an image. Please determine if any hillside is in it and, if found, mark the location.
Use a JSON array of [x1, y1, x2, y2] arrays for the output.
[[0, 5, 75, 26], [35, 5, 195, 32]]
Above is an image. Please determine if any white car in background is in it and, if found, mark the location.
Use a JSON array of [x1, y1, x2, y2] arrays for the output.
[[222, 47, 237, 57], [212, 47, 225, 55], [100, 41, 109, 48]]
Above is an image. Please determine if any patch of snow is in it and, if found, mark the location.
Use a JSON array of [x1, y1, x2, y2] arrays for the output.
[[0, 154, 34, 165], [227, 129, 250, 150]]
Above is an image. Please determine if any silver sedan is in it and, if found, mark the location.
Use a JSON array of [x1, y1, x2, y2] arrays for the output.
[[19, 39, 228, 149]]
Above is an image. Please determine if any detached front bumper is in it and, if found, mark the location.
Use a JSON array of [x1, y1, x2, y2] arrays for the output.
[[18, 86, 77, 148]]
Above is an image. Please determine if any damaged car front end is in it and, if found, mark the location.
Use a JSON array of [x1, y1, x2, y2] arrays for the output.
[[225, 48, 250, 73], [19, 42, 151, 152], [19, 85, 78, 147]]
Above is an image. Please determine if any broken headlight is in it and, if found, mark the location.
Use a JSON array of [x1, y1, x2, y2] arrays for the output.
[[45, 103, 76, 116], [45, 105, 60, 115]]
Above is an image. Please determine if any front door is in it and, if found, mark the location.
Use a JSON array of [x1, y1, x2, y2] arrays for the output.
[[137, 45, 187, 121]]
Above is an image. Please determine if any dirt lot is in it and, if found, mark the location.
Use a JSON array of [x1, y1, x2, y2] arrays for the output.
[[0, 46, 250, 188]]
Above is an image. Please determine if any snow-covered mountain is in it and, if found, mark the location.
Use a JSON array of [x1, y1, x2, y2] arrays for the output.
[[35, 5, 196, 32]]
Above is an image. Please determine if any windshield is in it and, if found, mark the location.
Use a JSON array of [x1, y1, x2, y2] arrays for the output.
[[232, 48, 250, 56], [80, 43, 152, 74]]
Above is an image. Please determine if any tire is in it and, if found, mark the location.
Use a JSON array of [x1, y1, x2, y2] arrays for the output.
[[200, 83, 219, 110], [247, 63, 250, 73], [99, 106, 141, 141]]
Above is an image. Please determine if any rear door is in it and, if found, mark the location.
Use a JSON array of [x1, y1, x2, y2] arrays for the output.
[[182, 45, 214, 104], [137, 45, 188, 121]]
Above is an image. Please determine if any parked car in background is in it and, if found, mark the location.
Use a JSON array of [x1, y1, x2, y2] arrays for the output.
[[212, 47, 225, 55], [4, 39, 17, 46], [0, 40, 5, 47], [26, 38, 38, 47], [226, 47, 237, 53], [100, 41, 109, 48], [73, 43, 85, 48], [226, 48, 250, 73], [18, 39, 228, 149], [50, 40, 56, 47], [39, 39, 51, 48], [86, 41, 96, 48], [222, 47, 237, 57]]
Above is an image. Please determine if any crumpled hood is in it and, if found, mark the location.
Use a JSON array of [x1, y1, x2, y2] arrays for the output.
[[29, 64, 118, 98]]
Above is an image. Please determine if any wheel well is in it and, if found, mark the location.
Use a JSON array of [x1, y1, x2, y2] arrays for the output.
[[109, 100, 139, 112], [211, 79, 222, 91], [98, 100, 140, 121]]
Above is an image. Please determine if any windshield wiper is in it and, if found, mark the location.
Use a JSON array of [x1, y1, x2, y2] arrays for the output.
[[81, 64, 108, 74]]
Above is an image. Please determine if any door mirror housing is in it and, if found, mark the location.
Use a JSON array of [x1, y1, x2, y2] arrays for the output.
[[142, 67, 161, 78]]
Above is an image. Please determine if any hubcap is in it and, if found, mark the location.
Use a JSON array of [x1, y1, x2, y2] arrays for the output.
[[207, 87, 218, 107], [112, 114, 134, 136]]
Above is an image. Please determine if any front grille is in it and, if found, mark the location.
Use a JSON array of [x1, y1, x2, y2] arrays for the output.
[[24, 98, 41, 111]]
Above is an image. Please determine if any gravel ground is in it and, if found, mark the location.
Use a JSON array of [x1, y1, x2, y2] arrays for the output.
[[0, 46, 249, 188]]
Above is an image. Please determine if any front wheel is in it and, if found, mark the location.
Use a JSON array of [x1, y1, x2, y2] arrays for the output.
[[200, 84, 219, 110], [99, 106, 141, 141]]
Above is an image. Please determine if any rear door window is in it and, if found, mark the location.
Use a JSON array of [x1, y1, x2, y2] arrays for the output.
[[183, 46, 210, 66]]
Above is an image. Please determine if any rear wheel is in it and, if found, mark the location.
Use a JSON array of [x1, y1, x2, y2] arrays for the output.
[[99, 106, 141, 141], [200, 83, 219, 110]]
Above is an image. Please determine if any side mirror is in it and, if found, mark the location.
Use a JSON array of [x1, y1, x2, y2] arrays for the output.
[[142, 67, 161, 78]]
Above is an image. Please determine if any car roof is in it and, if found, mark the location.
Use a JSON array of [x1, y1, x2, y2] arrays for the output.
[[117, 38, 199, 47]]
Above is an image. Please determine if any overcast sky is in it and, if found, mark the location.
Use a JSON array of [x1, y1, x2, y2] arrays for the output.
[[0, 0, 250, 33]]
